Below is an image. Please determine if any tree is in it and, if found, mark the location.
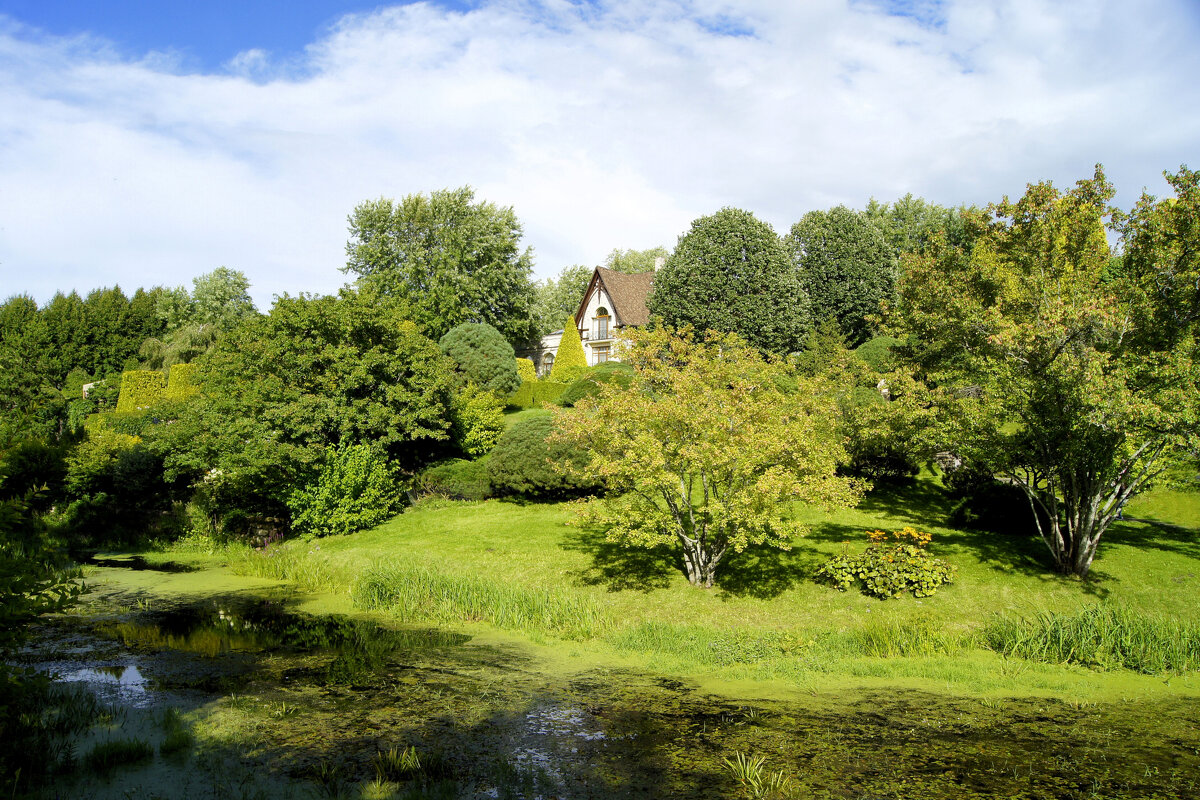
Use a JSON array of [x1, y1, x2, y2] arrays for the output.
[[604, 246, 668, 273], [533, 264, 592, 337], [141, 268, 257, 369], [864, 194, 975, 258], [649, 208, 812, 355], [786, 206, 896, 346], [344, 186, 537, 347], [898, 166, 1200, 577], [438, 322, 521, 396], [163, 292, 457, 527], [554, 327, 863, 588]]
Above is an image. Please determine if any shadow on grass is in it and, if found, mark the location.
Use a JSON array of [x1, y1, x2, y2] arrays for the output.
[[561, 528, 678, 592]]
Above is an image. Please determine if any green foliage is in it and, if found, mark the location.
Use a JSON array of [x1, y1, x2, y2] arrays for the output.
[[438, 322, 521, 396], [416, 458, 492, 501], [604, 246, 668, 273], [532, 381, 568, 406], [164, 361, 200, 400], [115, 369, 166, 412], [549, 316, 588, 381], [555, 327, 863, 588], [983, 603, 1200, 673], [533, 264, 592, 338], [559, 362, 635, 407], [649, 208, 812, 354], [83, 737, 155, 773], [487, 414, 599, 499], [515, 358, 537, 383], [61, 427, 171, 543], [864, 194, 977, 258], [507, 380, 536, 409], [287, 443, 403, 537], [449, 383, 506, 457], [815, 528, 956, 599], [898, 165, 1200, 576], [168, 292, 456, 523], [853, 335, 904, 373], [787, 205, 896, 346], [344, 186, 537, 347], [351, 560, 612, 639]]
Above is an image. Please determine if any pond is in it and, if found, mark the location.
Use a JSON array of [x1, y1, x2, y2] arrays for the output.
[[17, 572, 1200, 799]]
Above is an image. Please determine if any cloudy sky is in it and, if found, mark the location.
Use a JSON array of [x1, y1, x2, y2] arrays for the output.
[[2, 0, 1198, 310]]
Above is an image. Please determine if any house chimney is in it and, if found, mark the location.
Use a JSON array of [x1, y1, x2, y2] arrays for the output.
[[653, 256, 665, 272]]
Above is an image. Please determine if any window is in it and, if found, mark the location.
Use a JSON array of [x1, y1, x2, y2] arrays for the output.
[[541, 352, 555, 377], [593, 345, 610, 364], [595, 307, 610, 340]]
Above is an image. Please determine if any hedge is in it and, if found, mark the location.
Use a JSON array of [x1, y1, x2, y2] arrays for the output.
[[515, 358, 537, 383], [507, 380, 568, 409], [165, 362, 200, 400], [115, 370, 167, 412]]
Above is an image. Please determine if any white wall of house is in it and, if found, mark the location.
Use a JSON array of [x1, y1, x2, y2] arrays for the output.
[[578, 284, 615, 366]]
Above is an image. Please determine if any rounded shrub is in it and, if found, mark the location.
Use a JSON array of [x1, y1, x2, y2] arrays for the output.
[[487, 414, 600, 499], [287, 443, 402, 537], [439, 323, 521, 396], [416, 457, 492, 501], [853, 335, 904, 373], [559, 362, 636, 407]]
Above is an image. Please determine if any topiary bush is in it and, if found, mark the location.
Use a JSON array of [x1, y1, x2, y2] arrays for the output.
[[164, 362, 200, 400], [559, 362, 635, 407], [507, 380, 536, 409], [487, 414, 600, 499], [549, 317, 588, 383], [515, 358, 537, 383], [531, 381, 568, 406], [815, 527, 956, 599], [287, 443, 403, 537], [439, 323, 521, 396], [416, 457, 492, 501], [115, 370, 166, 412]]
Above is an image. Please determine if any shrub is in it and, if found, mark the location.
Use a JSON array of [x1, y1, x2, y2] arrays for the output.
[[416, 458, 492, 501], [531, 381, 568, 406], [945, 462, 1045, 535], [549, 317, 588, 382], [559, 362, 635, 407], [815, 527, 956, 599], [288, 444, 403, 537], [449, 383, 505, 457], [115, 370, 166, 412], [439, 323, 521, 396], [515, 358, 537, 383], [487, 414, 600, 498], [853, 335, 904, 373], [164, 362, 200, 400], [507, 380, 536, 409]]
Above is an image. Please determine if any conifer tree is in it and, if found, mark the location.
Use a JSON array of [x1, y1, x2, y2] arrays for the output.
[[550, 316, 588, 382]]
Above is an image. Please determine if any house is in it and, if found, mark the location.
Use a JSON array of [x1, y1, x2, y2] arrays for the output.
[[529, 264, 657, 376]]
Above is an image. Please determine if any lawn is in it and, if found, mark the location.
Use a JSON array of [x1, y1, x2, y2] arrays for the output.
[[187, 475, 1200, 700]]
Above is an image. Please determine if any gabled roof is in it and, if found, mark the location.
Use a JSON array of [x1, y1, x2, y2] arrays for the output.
[[575, 267, 654, 328]]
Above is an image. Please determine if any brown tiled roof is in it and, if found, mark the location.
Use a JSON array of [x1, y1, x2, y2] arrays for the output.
[[592, 267, 654, 327]]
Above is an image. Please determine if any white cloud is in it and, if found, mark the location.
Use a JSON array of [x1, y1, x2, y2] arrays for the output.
[[1, 0, 1198, 309]]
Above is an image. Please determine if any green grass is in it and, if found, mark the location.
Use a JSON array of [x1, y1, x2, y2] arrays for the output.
[[169, 476, 1200, 693]]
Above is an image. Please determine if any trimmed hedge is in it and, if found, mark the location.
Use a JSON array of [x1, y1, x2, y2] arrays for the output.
[[515, 358, 537, 383], [507, 380, 569, 410], [115, 370, 166, 412], [165, 362, 200, 400]]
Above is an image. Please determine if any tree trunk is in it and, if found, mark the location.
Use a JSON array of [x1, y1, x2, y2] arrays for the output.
[[680, 536, 725, 588]]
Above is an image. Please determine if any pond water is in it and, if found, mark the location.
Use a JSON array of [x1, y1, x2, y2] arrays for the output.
[[20, 579, 1200, 799]]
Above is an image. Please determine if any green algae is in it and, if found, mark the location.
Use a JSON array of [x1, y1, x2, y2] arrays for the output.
[[22, 558, 1200, 799]]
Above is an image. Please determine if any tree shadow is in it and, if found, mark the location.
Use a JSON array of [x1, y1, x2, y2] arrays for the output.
[[560, 527, 678, 592], [715, 543, 829, 600]]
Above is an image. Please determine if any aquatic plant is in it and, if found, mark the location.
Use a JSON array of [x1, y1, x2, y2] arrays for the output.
[[83, 737, 154, 773], [724, 751, 796, 799]]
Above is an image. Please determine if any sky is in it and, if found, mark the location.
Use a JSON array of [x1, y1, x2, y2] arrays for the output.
[[1, 0, 1198, 310]]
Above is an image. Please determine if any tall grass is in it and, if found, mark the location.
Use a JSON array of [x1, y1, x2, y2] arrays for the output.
[[351, 561, 613, 640], [983, 602, 1200, 673], [610, 620, 809, 666], [230, 545, 341, 593], [823, 616, 968, 658]]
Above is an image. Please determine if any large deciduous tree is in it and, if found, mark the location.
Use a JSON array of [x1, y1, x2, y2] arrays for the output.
[[554, 327, 863, 588], [344, 186, 537, 348], [786, 206, 896, 346], [899, 166, 1200, 577], [649, 208, 812, 355]]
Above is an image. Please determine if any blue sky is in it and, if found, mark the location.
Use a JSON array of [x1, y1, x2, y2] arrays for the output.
[[0, 1, 390, 70], [1, 1, 1198, 309]]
